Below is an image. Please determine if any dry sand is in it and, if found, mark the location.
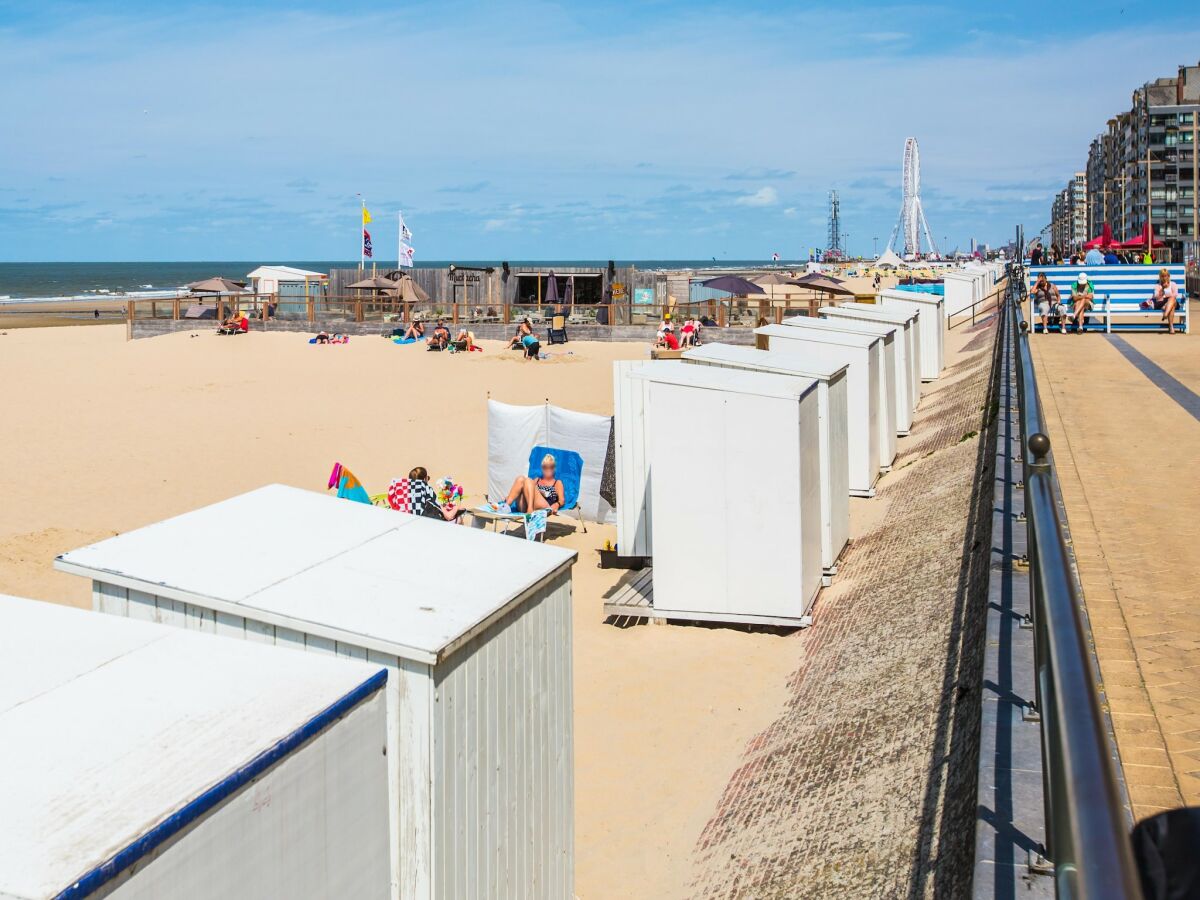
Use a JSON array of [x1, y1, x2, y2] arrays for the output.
[[0, 323, 802, 898]]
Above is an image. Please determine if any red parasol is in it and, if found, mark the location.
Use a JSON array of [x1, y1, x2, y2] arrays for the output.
[[1082, 223, 1115, 250]]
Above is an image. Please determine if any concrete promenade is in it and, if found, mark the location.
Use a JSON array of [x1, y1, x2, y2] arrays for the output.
[[687, 317, 1001, 897], [1031, 331, 1200, 822]]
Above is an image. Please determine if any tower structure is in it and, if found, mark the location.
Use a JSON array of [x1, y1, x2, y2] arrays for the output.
[[885, 138, 939, 258], [826, 190, 843, 259]]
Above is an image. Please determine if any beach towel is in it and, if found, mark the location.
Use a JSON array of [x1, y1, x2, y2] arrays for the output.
[[523, 509, 548, 542], [392, 337, 419, 345], [328, 462, 371, 504], [387, 477, 438, 515]]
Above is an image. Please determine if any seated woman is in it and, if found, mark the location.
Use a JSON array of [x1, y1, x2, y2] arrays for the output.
[[498, 454, 565, 515], [1070, 272, 1094, 334], [402, 319, 425, 340], [507, 318, 533, 349], [217, 311, 248, 335], [521, 330, 541, 360], [450, 328, 473, 352], [679, 318, 698, 347], [1150, 268, 1181, 334], [407, 467, 464, 522], [1030, 273, 1060, 333], [426, 319, 450, 351]]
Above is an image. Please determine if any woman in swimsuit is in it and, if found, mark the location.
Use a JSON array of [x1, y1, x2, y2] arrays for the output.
[[500, 454, 565, 514]]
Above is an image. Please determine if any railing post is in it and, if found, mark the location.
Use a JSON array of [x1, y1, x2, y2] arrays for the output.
[[355, 300, 363, 323]]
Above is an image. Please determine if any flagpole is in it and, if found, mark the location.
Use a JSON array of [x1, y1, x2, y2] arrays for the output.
[[398, 211, 402, 270], [360, 197, 365, 271]]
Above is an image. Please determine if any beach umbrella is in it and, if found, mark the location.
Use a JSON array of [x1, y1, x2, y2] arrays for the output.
[[700, 275, 765, 295], [1082, 223, 1116, 250], [187, 276, 247, 294], [563, 275, 574, 309], [753, 272, 795, 286], [389, 275, 430, 304], [544, 271, 560, 310], [700, 275, 766, 322], [790, 274, 854, 294], [345, 276, 400, 291]]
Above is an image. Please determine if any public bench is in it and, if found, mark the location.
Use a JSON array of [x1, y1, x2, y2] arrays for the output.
[[1026, 265, 1188, 333]]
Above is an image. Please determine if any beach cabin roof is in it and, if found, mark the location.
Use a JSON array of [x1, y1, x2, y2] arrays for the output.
[[0, 593, 385, 899], [246, 265, 326, 281], [682, 343, 849, 381], [632, 360, 817, 401], [820, 303, 915, 325], [780, 315, 896, 340], [55, 485, 577, 664], [756, 323, 878, 349]]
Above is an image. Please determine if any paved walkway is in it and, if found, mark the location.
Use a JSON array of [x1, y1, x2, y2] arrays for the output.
[[1031, 331, 1200, 821], [687, 319, 1001, 898]]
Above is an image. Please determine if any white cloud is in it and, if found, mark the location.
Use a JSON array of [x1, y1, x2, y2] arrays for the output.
[[483, 218, 510, 231], [735, 187, 778, 207]]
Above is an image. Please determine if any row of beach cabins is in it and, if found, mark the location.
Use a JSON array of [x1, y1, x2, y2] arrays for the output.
[[0, 264, 1003, 900]]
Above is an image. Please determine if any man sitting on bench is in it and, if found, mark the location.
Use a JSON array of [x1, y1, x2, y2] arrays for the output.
[[1031, 273, 1062, 333]]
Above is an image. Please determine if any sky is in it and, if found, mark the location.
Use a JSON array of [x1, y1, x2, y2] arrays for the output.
[[1, 0, 1198, 262]]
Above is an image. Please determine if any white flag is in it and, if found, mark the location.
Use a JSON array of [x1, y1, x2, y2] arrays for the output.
[[399, 211, 413, 242], [399, 241, 415, 268]]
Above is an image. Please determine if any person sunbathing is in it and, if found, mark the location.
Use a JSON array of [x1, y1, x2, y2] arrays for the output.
[[497, 454, 564, 514], [426, 319, 450, 351], [507, 318, 533, 349], [217, 312, 248, 335], [402, 319, 425, 340], [451, 328, 473, 352]]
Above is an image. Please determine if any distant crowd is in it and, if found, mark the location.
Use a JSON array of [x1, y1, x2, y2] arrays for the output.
[[1029, 242, 1154, 267]]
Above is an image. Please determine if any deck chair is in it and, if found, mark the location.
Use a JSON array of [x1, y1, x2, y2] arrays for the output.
[[527, 445, 586, 533], [547, 315, 568, 345]]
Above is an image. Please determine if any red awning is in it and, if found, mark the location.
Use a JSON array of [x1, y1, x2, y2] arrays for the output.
[[1117, 223, 1166, 250]]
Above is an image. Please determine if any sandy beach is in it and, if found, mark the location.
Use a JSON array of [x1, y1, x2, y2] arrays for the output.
[[0, 323, 804, 898]]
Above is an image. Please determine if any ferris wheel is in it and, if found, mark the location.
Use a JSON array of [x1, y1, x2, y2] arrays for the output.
[[885, 138, 939, 258]]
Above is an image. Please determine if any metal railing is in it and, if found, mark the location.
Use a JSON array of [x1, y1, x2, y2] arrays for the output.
[[1008, 263, 1143, 897], [125, 297, 828, 328]]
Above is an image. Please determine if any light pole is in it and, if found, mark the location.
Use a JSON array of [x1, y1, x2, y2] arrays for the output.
[[873, 236, 879, 258]]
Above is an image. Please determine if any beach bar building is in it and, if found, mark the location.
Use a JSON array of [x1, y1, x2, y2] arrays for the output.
[[682, 343, 849, 579], [820, 303, 921, 420], [56, 485, 577, 900], [0, 593, 390, 900], [880, 288, 945, 381], [779, 316, 900, 457], [756, 324, 882, 494], [631, 363, 823, 626]]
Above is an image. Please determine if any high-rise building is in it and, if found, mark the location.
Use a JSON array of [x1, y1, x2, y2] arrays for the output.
[[1077, 62, 1199, 260], [1050, 173, 1088, 251]]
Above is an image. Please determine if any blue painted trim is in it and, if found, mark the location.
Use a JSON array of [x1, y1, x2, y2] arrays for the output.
[[56, 667, 388, 899], [1106, 335, 1200, 422]]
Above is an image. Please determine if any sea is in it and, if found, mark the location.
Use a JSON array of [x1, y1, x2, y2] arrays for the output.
[[0, 260, 806, 302]]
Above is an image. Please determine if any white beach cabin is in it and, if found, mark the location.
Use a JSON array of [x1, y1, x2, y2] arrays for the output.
[[880, 288, 945, 381], [682, 343, 850, 579], [755, 324, 882, 494], [631, 363, 824, 626], [613, 359, 654, 559], [820, 303, 920, 418], [779, 316, 900, 457], [55, 485, 576, 900], [0, 593, 390, 900], [943, 270, 980, 319]]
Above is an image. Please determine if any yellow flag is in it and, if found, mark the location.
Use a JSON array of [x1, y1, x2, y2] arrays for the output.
[[362, 206, 372, 225]]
